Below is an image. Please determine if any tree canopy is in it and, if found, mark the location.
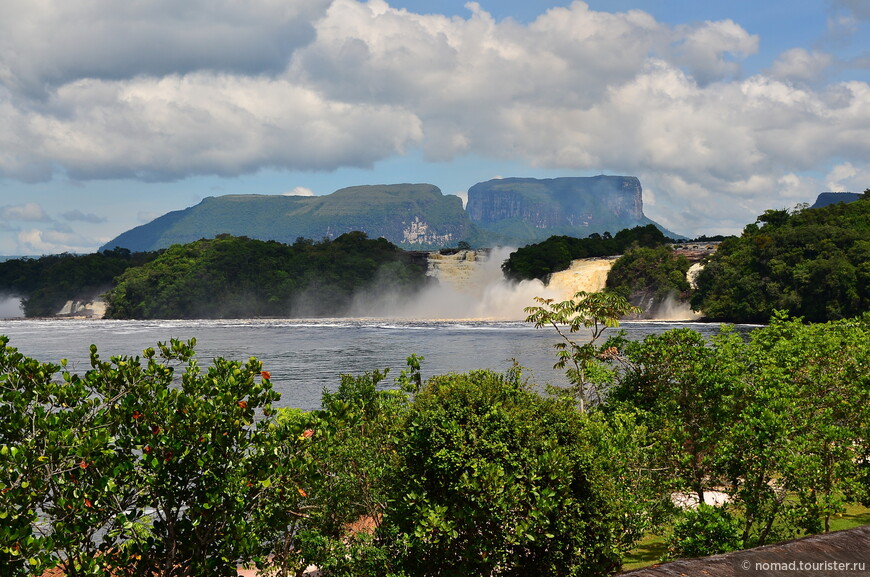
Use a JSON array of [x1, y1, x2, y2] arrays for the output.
[[691, 194, 869, 323], [0, 248, 156, 317], [501, 224, 670, 282], [104, 233, 430, 319], [605, 245, 692, 313]]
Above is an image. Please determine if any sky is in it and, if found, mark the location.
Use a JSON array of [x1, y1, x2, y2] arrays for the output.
[[1, 0, 869, 255]]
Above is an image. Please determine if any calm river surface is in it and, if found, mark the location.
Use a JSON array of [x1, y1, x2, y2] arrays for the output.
[[0, 318, 746, 410]]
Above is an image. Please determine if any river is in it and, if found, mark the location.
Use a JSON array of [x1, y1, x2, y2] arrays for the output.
[[0, 318, 743, 410]]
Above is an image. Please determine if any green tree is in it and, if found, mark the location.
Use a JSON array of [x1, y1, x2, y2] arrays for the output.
[[502, 225, 669, 282], [295, 368, 411, 576], [722, 313, 870, 544], [104, 234, 429, 319], [0, 337, 311, 577], [611, 329, 744, 505], [605, 245, 692, 313], [381, 368, 652, 577], [0, 249, 157, 317], [524, 291, 641, 412], [692, 197, 869, 322]]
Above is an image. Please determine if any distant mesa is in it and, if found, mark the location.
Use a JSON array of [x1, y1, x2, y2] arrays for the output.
[[100, 177, 678, 253], [810, 192, 863, 209], [466, 176, 678, 244]]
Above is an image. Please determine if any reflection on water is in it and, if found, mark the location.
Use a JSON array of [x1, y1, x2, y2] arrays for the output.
[[0, 318, 755, 410]]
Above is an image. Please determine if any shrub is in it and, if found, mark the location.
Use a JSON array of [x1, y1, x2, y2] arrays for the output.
[[380, 367, 642, 577], [665, 504, 742, 559]]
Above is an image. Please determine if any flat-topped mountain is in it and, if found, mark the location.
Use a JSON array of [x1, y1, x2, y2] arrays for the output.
[[466, 176, 664, 244], [810, 192, 863, 208], [102, 184, 472, 252], [101, 177, 678, 252]]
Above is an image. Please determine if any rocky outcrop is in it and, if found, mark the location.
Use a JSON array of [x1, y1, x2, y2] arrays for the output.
[[56, 298, 107, 318]]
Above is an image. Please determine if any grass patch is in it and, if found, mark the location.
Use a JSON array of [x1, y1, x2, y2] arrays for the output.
[[621, 533, 667, 572], [620, 503, 870, 573], [828, 503, 870, 533]]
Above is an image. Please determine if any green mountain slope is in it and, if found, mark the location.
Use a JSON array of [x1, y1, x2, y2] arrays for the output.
[[101, 177, 681, 253], [101, 184, 473, 252]]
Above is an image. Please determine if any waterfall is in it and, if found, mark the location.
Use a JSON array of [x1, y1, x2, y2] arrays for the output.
[[425, 250, 487, 293], [0, 296, 23, 318], [352, 248, 554, 319], [354, 250, 701, 321], [546, 257, 619, 299]]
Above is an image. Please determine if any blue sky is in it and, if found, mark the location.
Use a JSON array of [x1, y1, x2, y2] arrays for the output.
[[0, 0, 868, 255]]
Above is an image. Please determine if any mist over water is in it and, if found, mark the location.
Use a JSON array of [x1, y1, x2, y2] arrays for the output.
[[350, 249, 701, 321], [351, 248, 562, 320], [0, 296, 23, 318], [645, 293, 703, 321]]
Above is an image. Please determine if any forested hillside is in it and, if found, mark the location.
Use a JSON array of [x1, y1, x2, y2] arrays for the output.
[[104, 233, 430, 319], [0, 248, 156, 317], [605, 245, 693, 312], [692, 192, 869, 323], [501, 224, 669, 281]]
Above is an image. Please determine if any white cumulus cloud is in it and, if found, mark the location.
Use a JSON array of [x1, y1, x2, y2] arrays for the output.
[[1, 202, 51, 221], [0, 0, 868, 237], [283, 186, 316, 196], [769, 48, 834, 83], [17, 228, 96, 255]]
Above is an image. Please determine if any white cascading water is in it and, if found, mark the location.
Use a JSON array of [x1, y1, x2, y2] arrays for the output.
[[351, 250, 701, 321], [351, 248, 559, 320], [546, 257, 619, 297], [411, 248, 560, 319], [0, 296, 23, 318]]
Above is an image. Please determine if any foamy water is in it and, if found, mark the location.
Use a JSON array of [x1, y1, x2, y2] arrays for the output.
[[350, 247, 562, 320], [546, 257, 619, 298]]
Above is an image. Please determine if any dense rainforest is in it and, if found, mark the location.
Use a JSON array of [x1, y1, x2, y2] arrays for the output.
[[0, 248, 157, 317], [691, 192, 869, 323], [506, 193, 868, 323], [103, 232, 430, 319], [500, 224, 669, 281], [1, 194, 867, 324], [604, 244, 693, 312]]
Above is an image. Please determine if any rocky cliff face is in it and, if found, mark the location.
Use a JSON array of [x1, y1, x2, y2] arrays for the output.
[[467, 176, 644, 229]]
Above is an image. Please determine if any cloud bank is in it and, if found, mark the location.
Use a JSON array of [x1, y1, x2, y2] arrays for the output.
[[1, 0, 869, 236]]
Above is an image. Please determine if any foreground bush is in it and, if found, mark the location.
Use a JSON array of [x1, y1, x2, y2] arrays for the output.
[[4, 305, 867, 574], [0, 337, 310, 577], [1, 337, 659, 576], [381, 368, 656, 577]]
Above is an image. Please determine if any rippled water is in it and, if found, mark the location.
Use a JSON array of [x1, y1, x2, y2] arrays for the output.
[[0, 318, 748, 410]]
